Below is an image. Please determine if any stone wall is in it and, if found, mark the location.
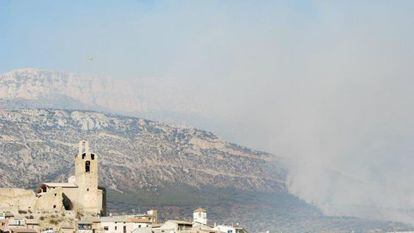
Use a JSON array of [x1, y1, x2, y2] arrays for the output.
[[0, 188, 36, 211], [35, 187, 64, 212]]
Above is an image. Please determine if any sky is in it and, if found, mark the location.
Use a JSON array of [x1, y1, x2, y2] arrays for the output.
[[2, 0, 414, 224]]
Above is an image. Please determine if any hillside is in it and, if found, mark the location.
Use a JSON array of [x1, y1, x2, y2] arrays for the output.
[[0, 109, 284, 191], [0, 109, 411, 233]]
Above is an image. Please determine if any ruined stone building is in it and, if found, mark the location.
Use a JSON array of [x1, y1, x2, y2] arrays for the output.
[[0, 141, 106, 216]]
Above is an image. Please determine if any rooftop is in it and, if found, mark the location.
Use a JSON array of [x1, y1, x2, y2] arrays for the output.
[[166, 220, 193, 225], [9, 228, 37, 233], [42, 183, 78, 188], [194, 208, 206, 213], [99, 214, 148, 223]]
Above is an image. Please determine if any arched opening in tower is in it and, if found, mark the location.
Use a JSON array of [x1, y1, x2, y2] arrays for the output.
[[85, 161, 90, 173]]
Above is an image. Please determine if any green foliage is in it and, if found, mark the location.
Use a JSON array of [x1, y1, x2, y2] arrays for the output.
[[105, 184, 412, 233]]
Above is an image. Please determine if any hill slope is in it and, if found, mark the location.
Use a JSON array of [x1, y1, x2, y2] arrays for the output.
[[0, 109, 284, 191], [0, 109, 410, 233]]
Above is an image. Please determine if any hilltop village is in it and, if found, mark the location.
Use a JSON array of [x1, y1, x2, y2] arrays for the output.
[[0, 141, 248, 233]]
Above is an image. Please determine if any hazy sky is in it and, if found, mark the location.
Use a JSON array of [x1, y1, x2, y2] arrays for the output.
[[2, 0, 414, 224], [1, 0, 335, 77]]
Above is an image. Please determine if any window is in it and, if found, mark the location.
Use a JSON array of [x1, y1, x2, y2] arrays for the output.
[[85, 161, 90, 173], [53, 205, 56, 209], [104, 226, 108, 231], [78, 224, 92, 230], [87, 188, 89, 192], [123, 226, 126, 233], [115, 226, 117, 230], [91, 154, 95, 160], [82, 153, 86, 159]]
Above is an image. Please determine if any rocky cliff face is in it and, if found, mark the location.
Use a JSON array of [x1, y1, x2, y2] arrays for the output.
[[0, 68, 197, 118]]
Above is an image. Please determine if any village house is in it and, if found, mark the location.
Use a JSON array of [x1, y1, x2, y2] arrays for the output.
[[192, 209, 207, 226], [213, 225, 247, 233], [0, 215, 38, 233], [72, 208, 247, 233], [156, 220, 193, 233], [74, 210, 157, 233]]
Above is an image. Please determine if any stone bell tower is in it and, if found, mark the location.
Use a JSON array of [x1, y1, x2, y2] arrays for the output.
[[74, 140, 102, 215]]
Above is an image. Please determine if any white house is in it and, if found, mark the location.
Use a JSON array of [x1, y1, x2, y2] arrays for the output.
[[156, 220, 193, 233], [214, 225, 247, 233], [41, 228, 57, 233], [78, 220, 93, 233], [193, 208, 207, 225], [98, 214, 153, 233]]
